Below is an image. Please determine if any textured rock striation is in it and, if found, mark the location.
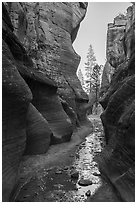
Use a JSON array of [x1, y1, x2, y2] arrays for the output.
[[25, 103, 52, 155], [8, 2, 88, 122], [99, 4, 135, 202], [2, 39, 32, 202], [2, 5, 33, 199], [100, 13, 127, 96], [100, 61, 115, 97], [107, 14, 127, 68], [2, 2, 89, 201]]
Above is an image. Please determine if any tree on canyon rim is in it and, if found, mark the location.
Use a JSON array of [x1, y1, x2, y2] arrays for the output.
[[84, 44, 97, 94], [90, 64, 101, 114], [84, 44, 101, 114]]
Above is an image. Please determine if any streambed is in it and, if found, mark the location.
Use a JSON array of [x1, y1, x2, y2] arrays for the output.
[[12, 115, 120, 202]]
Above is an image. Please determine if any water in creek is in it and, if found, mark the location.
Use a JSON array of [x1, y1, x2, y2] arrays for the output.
[[13, 115, 120, 202]]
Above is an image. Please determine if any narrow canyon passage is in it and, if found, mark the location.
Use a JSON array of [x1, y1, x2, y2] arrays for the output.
[[2, 2, 135, 202], [11, 115, 121, 202]]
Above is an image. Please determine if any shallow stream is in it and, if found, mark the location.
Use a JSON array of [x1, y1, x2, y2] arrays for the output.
[[13, 115, 120, 202]]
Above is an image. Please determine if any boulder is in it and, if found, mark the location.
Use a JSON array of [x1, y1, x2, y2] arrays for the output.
[[86, 190, 91, 196], [78, 179, 93, 186]]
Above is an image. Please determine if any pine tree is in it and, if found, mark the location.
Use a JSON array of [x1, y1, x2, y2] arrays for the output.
[[84, 44, 97, 94], [90, 64, 101, 114], [77, 68, 84, 88]]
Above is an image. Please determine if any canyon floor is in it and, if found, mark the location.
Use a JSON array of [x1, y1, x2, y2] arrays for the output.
[[11, 115, 122, 202]]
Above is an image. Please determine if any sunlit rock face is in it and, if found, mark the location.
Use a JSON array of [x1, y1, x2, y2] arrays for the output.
[[2, 2, 88, 201], [99, 4, 135, 202], [100, 4, 135, 98], [106, 14, 127, 68], [100, 16, 126, 97], [7, 2, 88, 122], [100, 61, 115, 98]]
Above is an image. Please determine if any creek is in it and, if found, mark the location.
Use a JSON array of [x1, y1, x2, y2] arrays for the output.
[[13, 115, 121, 202]]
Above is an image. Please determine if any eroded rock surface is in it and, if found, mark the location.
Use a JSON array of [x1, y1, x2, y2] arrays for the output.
[[25, 103, 51, 155], [100, 62, 115, 97], [2, 39, 32, 202], [2, 2, 89, 201], [99, 3, 135, 201], [8, 2, 88, 122]]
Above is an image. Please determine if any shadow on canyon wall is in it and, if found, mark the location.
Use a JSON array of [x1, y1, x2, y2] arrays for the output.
[[2, 2, 135, 202]]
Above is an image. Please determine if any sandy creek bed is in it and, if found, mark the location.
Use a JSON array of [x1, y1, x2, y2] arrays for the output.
[[10, 115, 121, 202]]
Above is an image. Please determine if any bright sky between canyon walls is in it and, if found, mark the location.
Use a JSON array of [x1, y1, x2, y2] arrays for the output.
[[73, 2, 132, 72]]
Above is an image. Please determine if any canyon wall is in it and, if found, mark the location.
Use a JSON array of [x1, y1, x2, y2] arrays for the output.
[[99, 4, 135, 201], [2, 2, 88, 201]]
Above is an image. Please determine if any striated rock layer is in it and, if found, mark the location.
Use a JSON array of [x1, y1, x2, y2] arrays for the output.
[[8, 2, 88, 122], [100, 13, 127, 96], [99, 3, 135, 202], [2, 39, 32, 201], [2, 2, 89, 201], [25, 103, 51, 155], [25, 76, 73, 144]]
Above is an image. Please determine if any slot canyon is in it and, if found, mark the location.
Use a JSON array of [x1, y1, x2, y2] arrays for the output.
[[2, 2, 135, 202]]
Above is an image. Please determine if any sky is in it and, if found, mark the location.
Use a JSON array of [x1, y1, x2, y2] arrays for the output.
[[73, 2, 132, 74]]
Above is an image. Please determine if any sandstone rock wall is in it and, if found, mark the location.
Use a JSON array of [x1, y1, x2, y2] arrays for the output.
[[2, 39, 32, 201], [100, 13, 127, 96], [2, 2, 88, 201], [100, 61, 115, 97], [106, 14, 127, 68], [7, 2, 88, 120], [99, 4, 135, 201], [25, 103, 52, 155]]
